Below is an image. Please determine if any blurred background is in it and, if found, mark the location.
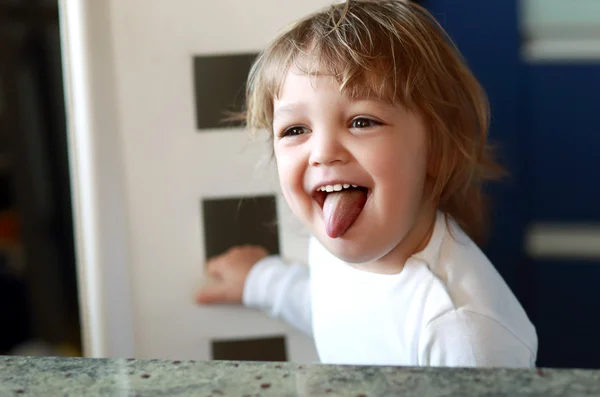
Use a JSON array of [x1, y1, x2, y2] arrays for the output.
[[0, 0, 598, 368], [0, 0, 80, 357]]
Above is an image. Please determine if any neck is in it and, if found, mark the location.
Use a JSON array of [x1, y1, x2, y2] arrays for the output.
[[352, 203, 437, 274]]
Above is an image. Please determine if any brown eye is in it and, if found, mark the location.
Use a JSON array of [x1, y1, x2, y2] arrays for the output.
[[351, 118, 380, 129], [282, 126, 309, 137]]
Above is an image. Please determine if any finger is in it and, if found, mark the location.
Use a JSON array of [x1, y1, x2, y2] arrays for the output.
[[226, 245, 241, 254], [205, 258, 224, 278], [195, 286, 228, 304], [255, 246, 268, 256]]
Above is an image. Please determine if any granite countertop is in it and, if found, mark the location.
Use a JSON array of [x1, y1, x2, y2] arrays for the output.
[[1, 356, 599, 396]]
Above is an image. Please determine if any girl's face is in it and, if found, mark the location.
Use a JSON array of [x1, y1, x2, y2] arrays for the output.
[[272, 70, 434, 272]]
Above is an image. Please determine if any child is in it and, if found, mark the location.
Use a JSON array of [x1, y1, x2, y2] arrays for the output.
[[197, 0, 537, 367]]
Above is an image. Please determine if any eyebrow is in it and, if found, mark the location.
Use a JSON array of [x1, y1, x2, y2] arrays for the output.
[[273, 103, 305, 120], [352, 97, 397, 110]]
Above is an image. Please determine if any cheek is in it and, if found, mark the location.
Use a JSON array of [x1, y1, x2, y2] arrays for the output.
[[368, 138, 428, 193], [274, 155, 309, 222], [274, 149, 293, 184], [274, 148, 304, 202]]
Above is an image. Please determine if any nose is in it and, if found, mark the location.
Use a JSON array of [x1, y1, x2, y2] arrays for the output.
[[308, 130, 350, 166]]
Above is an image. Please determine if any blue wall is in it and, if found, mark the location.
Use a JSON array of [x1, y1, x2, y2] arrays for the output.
[[526, 64, 600, 368], [425, 0, 600, 368], [527, 65, 600, 222]]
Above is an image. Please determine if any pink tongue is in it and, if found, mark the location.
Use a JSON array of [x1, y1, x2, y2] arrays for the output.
[[323, 190, 367, 238]]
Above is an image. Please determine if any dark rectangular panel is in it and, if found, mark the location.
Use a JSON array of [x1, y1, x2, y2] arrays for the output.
[[531, 260, 600, 369], [212, 336, 287, 362], [202, 195, 279, 259], [528, 64, 600, 222], [193, 53, 257, 130]]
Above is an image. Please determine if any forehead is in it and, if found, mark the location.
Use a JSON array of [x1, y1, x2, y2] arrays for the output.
[[276, 69, 337, 97], [273, 71, 341, 120], [272, 70, 404, 124], [273, 66, 396, 108]]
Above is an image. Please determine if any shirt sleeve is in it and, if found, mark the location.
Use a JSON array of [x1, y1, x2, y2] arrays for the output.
[[242, 255, 313, 336], [419, 309, 536, 368]]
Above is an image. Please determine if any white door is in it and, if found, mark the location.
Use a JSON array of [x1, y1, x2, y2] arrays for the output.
[[60, 0, 333, 362]]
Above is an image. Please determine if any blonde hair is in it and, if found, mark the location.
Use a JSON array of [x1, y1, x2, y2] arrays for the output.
[[242, 0, 505, 243]]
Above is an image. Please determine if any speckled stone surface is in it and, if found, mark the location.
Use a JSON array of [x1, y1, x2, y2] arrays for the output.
[[1, 356, 599, 396]]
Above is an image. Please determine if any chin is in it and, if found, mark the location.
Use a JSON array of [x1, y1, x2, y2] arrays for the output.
[[318, 233, 390, 264]]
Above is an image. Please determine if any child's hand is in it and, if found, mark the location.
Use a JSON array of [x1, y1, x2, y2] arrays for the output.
[[195, 245, 268, 305]]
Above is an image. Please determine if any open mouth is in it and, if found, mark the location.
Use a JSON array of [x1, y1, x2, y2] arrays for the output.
[[313, 183, 370, 238], [313, 183, 369, 208]]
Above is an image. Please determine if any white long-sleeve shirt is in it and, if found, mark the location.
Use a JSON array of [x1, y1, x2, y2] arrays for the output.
[[243, 211, 538, 367]]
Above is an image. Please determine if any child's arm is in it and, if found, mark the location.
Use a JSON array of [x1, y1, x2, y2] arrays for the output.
[[243, 255, 312, 336], [196, 246, 313, 336], [419, 310, 536, 368]]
